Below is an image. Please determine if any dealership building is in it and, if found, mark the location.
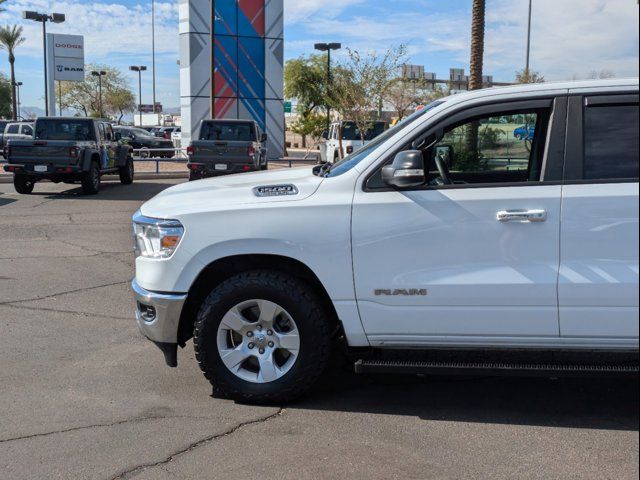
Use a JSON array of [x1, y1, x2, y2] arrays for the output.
[[179, 0, 285, 159]]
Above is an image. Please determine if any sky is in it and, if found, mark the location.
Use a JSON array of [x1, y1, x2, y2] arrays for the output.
[[0, 0, 639, 113]]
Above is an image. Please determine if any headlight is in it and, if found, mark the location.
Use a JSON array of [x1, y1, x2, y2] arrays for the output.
[[132, 211, 184, 259]]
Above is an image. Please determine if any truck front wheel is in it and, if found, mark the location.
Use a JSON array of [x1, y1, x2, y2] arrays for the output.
[[13, 174, 35, 194], [193, 271, 331, 404], [119, 157, 135, 185]]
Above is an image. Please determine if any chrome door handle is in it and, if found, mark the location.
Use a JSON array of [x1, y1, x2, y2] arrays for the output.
[[497, 209, 547, 223]]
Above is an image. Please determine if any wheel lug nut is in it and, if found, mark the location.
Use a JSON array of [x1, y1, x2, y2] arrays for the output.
[[259, 348, 265, 354], [267, 330, 273, 335], [268, 341, 274, 348], [248, 343, 255, 349], [257, 325, 263, 331], [247, 332, 254, 337]]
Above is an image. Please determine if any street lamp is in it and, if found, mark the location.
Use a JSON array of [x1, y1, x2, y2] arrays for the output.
[[91, 70, 107, 118], [314, 42, 341, 135], [13, 81, 23, 119], [525, 0, 533, 74], [129, 65, 147, 126], [22, 11, 66, 116]]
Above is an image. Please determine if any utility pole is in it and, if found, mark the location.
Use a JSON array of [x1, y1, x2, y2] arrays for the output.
[[91, 70, 107, 117], [314, 43, 342, 135], [525, 0, 532, 73], [152, 0, 157, 113]]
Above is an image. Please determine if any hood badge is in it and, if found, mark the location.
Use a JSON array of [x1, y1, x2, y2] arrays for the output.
[[253, 184, 299, 197]]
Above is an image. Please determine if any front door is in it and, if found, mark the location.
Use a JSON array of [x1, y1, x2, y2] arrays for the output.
[[352, 98, 566, 346]]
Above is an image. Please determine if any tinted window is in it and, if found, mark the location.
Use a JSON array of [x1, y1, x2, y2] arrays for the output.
[[22, 125, 33, 136], [35, 120, 95, 141], [7, 124, 19, 134], [340, 122, 387, 141], [584, 104, 639, 180], [200, 122, 256, 141], [98, 123, 106, 141]]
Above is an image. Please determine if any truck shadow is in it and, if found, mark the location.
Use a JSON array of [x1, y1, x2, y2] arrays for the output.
[[0, 194, 17, 207], [29, 181, 181, 202], [295, 365, 639, 431]]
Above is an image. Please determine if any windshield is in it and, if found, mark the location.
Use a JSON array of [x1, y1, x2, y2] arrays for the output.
[[200, 122, 256, 141], [341, 121, 387, 141], [325, 101, 445, 177], [35, 120, 95, 141], [129, 128, 153, 137]]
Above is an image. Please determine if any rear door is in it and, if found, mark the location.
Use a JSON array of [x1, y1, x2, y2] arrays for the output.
[[559, 93, 639, 341]]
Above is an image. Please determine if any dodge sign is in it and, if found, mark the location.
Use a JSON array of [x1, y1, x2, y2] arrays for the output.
[[49, 34, 85, 82]]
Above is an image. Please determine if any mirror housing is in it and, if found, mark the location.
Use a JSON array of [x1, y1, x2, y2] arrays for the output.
[[260, 133, 268, 143], [382, 150, 425, 188]]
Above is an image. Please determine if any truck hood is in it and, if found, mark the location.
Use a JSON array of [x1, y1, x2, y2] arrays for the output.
[[140, 167, 324, 219]]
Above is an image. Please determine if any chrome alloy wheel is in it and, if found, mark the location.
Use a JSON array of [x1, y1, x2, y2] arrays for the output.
[[216, 299, 301, 383]]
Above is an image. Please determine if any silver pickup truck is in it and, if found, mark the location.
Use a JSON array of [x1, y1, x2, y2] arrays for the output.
[[3, 117, 135, 195], [186, 119, 268, 181]]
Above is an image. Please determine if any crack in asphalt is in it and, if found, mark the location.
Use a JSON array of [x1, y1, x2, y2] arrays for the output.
[[0, 414, 218, 444], [0, 280, 129, 306], [0, 302, 131, 320], [109, 408, 285, 480]]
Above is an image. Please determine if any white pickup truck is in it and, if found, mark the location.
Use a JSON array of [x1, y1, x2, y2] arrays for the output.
[[324, 120, 387, 163], [132, 80, 639, 404]]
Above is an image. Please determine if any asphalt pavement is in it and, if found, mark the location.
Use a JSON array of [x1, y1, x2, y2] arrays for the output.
[[0, 177, 638, 480]]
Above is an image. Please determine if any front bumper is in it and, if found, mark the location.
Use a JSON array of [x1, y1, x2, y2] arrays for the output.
[[132, 279, 187, 365]]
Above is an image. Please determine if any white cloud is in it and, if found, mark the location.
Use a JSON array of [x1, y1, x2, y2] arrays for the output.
[[283, 0, 366, 23]]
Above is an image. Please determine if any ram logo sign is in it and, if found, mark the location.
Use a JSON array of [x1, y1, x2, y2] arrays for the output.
[[375, 289, 428, 296]]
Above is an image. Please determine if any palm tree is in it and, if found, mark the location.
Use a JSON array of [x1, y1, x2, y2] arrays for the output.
[[465, 0, 486, 161], [468, 0, 485, 91], [0, 25, 26, 120]]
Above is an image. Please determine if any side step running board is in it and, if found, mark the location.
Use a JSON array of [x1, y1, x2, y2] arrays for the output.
[[354, 360, 639, 378]]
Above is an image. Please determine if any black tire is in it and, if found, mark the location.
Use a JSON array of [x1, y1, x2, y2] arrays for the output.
[[13, 174, 35, 194], [193, 271, 331, 405], [189, 171, 201, 182], [81, 160, 101, 195], [119, 157, 135, 185], [260, 158, 269, 171]]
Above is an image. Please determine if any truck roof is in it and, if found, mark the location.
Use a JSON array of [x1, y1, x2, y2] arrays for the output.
[[201, 119, 256, 124]]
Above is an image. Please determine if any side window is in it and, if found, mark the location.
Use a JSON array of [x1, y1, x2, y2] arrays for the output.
[[7, 124, 19, 134], [98, 123, 106, 141], [105, 124, 114, 141], [583, 104, 639, 180], [427, 110, 549, 185], [22, 125, 33, 136]]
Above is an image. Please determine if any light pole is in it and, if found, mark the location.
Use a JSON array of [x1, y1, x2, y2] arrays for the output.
[[91, 70, 107, 118], [525, 0, 532, 74], [13, 81, 23, 119], [314, 42, 341, 135], [22, 11, 66, 116], [129, 65, 147, 126], [151, 0, 157, 114]]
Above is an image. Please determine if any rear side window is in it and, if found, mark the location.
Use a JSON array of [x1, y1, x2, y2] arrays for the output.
[[584, 104, 639, 180], [7, 124, 19, 134], [200, 122, 256, 141], [35, 120, 95, 141]]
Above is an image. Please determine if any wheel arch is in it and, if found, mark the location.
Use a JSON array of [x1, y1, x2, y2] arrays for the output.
[[177, 254, 341, 346]]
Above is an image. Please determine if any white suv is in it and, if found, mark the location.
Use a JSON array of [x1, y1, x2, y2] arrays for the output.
[[132, 79, 639, 404]]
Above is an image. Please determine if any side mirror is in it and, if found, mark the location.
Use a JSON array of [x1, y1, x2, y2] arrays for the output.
[[382, 150, 425, 188], [260, 133, 268, 143], [114, 132, 122, 141]]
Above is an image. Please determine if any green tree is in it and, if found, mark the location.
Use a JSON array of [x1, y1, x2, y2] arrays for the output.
[[0, 72, 12, 118], [515, 68, 545, 84], [0, 25, 26, 120], [59, 65, 136, 121], [383, 77, 427, 121], [332, 45, 406, 156], [289, 110, 327, 153]]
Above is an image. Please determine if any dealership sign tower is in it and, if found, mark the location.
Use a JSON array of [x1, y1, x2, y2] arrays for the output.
[[179, 0, 284, 159], [46, 33, 85, 116]]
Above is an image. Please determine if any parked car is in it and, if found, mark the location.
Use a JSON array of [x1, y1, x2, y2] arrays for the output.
[[0, 120, 11, 156], [324, 120, 388, 163], [3, 117, 134, 195], [132, 79, 639, 404], [154, 126, 181, 139], [1, 122, 34, 155], [514, 124, 535, 141], [113, 126, 174, 158], [186, 119, 267, 181]]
